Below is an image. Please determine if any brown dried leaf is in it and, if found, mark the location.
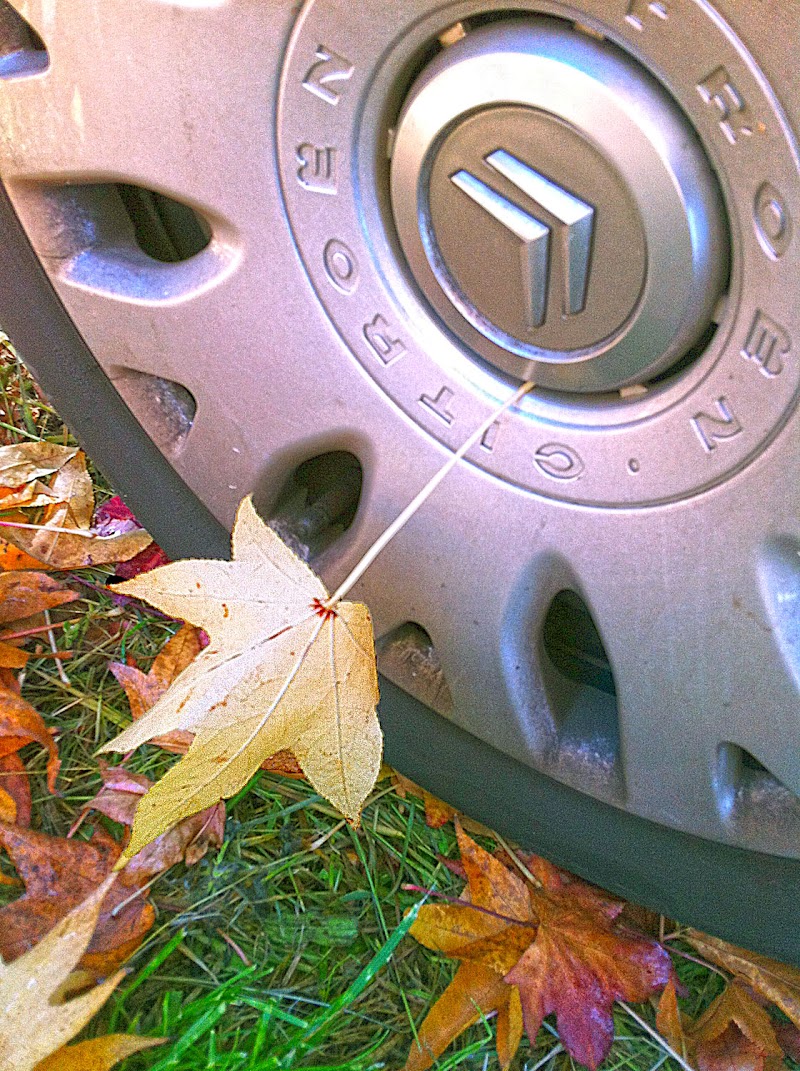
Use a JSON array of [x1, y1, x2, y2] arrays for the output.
[[0, 451, 152, 569], [0, 753, 31, 826], [0, 442, 78, 488], [33, 1034, 165, 1071], [691, 982, 785, 1071], [0, 823, 155, 978], [80, 761, 225, 879], [686, 930, 800, 1031]]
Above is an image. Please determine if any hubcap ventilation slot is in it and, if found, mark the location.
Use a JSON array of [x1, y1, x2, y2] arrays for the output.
[[116, 184, 211, 263], [716, 744, 800, 853], [541, 588, 622, 799], [9, 181, 224, 303], [110, 369, 196, 459], [0, 2, 48, 77], [376, 622, 453, 716], [266, 452, 363, 563]]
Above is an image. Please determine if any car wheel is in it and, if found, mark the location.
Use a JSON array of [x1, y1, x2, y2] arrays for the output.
[[0, 0, 798, 961]]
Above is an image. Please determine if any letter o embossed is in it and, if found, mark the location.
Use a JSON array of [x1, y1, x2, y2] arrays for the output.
[[754, 182, 792, 259], [323, 239, 359, 294]]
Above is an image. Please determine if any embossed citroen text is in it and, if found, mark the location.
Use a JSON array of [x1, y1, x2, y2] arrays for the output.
[[450, 149, 595, 328]]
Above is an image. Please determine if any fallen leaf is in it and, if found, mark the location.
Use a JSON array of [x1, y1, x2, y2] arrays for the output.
[[100, 496, 382, 862], [773, 1020, 800, 1062], [686, 931, 800, 1031], [0, 753, 31, 825], [0, 451, 152, 569], [407, 822, 671, 1071], [0, 540, 50, 572], [0, 876, 163, 1071], [111, 625, 307, 782], [0, 822, 155, 977], [658, 977, 786, 1071], [392, 770, 457, 828], [0, 572, 78, 672], [109, 623, 205, 754], [33, 1034, 165, 1071], [78, 760, 225, 878], [0, 442, 77, 489], [0, 680, 60, 792]]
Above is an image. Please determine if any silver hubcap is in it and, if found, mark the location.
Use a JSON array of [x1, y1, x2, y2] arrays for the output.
[[0, 0, 798, 858], [390, 19, 729, 391]]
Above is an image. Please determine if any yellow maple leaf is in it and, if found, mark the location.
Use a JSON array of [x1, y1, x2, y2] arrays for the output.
[[0, 877, 162, 1071], [100, 496, 382, 861]]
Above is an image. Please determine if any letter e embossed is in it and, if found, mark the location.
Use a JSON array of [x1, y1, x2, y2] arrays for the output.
[[625, 0, 669, 31], [741, 309, 790, 378], [297, 144, 338, 194]]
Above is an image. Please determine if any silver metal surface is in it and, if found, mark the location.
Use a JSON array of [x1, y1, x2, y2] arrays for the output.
[[0, 0, 797, 858], [389, 20, 729, 391]]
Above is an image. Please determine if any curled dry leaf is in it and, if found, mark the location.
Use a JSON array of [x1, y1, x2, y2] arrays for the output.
[[406, 821, 672, 1071], [100, 497, 382, 863], [0, 442, 78, 489], [0, 449, 152, 570], [79, 760, 225, 878], [686, 930, 800, 1032], [0, 822, 155, 978]]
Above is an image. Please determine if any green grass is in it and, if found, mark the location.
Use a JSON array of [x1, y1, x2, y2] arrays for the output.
[[0, 337, 776, 1071]]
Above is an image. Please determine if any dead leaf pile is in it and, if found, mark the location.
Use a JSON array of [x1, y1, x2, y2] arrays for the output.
[[0, 443, 151, 570], [0, 876, 163, 1071], [100, 496, 382, 863], [405, 821, 672, 1071]]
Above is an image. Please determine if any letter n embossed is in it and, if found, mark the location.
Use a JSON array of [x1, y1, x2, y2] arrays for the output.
[[302, 46, 354, 105], [691, 398, 743, 452]]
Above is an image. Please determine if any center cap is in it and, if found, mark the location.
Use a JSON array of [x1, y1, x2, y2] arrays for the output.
[[390, 19, 730, 392]]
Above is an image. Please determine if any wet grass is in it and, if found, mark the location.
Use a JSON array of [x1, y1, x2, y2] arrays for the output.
[[0, 337, 740, 1071]]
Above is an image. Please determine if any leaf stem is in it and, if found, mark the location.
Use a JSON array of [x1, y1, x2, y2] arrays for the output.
[[0, 518, 94, 536], [326, 381, 533, 606]]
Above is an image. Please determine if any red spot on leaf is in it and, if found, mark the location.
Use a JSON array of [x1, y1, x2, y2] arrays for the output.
[[311, 598, 337, 621]]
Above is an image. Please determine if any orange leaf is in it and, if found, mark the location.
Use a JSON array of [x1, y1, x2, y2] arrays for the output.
[[0, 684, 60, 793], [0, 753, 30, 826], [690, 982, 785, 1071], [0, 539, 49, 572], [0, 823, 155, 978], [0, 572, 79, 625], [33, 1034, 165, 1071], [408, 821, 671, 1070], [404, 962, 513, 1071]]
